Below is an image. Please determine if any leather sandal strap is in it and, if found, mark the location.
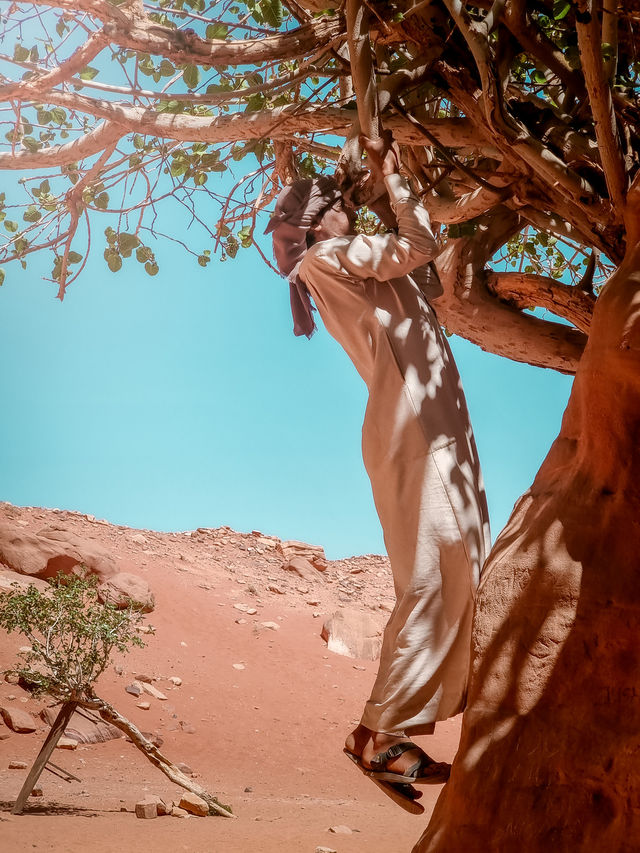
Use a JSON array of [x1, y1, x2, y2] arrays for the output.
[[370, 741, 422, 771]]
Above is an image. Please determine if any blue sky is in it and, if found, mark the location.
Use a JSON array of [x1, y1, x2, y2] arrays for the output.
[[0, 203, 572, 558]]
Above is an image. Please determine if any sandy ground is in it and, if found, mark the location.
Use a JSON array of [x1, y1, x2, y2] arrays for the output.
[[0, 503, 461, 853]]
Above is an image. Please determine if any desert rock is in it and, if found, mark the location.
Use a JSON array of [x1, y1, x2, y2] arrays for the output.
[[97, 572, 155, 613], [0, 706, 36, 733], [178, 792, 208, 816], [321, 609, 383, 660], [40, 707, 123, 743], [135, 796, 159, 819]]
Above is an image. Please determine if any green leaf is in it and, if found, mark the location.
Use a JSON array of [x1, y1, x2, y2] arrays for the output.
[[193, 172, 208, 185], [159, 59, 175, 77], [104, 249, 122, 272], [133, 134, 145, 150], [4, 220, 18, 233], [50, 107, 67, 124], [13, 44, 30, 62], [22, 136, 41, 153], [79, 66, 99, 81], [0, 269, 5, 286], [552, 0, 571, 20], [183, 64, 200, 90], [39, 180, 50, 195], [144, 261, 159, 276], [67, 251, 82, 264], [260, 0, 284, 28], [94, 192, 110, 210], [197, 254, 210, 267], [23, 205, 42, 223], [206, 23, 228, 39], [136, 246, 153, 263]]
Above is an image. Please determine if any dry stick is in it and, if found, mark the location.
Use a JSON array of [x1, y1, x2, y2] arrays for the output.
[[12, 700, 78, 815], [80, 692, 235, 818]]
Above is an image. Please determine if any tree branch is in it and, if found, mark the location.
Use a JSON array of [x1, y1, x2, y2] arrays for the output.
[[575, 0, 627, 216], [0, 121, 124, 169], [486, 271, 596, 334]]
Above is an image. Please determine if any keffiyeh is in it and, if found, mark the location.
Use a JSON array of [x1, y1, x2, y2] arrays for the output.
[[265, 176, 342, 338]]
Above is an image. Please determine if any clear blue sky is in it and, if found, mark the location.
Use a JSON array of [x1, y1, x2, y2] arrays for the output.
[[0, 193, 572, 558]]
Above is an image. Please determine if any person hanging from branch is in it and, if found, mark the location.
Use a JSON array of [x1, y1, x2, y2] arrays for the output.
[[265, 131, 491, 814]]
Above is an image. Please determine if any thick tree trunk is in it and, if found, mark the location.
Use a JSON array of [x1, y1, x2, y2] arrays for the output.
[[414, 242, 640, 852]]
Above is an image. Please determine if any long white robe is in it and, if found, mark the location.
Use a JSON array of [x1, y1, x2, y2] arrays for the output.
[[299, 174, 491, 734]]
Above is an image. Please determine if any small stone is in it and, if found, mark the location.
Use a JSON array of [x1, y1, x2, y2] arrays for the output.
[[30, 787, 43, 797], [246, 608, 258, 615], [135, 796, 159, 819], [141, 683, 168, 701], [157, 799, 171, 816], [125, 683, 142, 697], [313, 612, 321, 618], [179, 721, 196, 734], [316, 847, 338, 853], [9, 760, 28, 769], [136, 702, 151, 711], [176, 762, 193, 775], [329, 824, 353, 834], [56, 737, 78, 750], [232, 663, 245, 671], [4, 673, 19, 684], [268, 584, 284, 594], [233, 603, 249, 612], [134, 673, 154, 684], [168, 676, 182, 687], [244, 786, 253, 793], [235, 618, 247, 625], [179, 792, 209, 816], [260, 621, 280, 631], [171, 806, 190, 818]]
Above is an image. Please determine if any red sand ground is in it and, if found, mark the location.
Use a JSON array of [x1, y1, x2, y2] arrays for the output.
[[0, 504, 461, 853]]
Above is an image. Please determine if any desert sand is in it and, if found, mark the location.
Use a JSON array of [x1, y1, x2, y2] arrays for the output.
[[0, 502, 460, 853]]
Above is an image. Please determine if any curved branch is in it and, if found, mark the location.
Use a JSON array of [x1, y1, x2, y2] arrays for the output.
[[486, 271, 596, 335], [423, 185, 510, 224], [0, 121, 124, 169]]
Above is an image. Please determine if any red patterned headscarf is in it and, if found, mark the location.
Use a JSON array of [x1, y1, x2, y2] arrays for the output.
[[265, 176, 342, 338]]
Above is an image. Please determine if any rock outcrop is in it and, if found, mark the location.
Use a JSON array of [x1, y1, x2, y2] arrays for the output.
[[321, 608, 383, 660]]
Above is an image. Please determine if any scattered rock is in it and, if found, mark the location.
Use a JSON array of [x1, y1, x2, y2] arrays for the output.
[[176, 762, 193, 776], [136, 701, 151, 710], [4, 673, 20, 685], [260, 621, 280, 631], [282, 556, 322, 585], [168, 676, 182, 687], [156, 799, 171, 816], [141, 682, 167, 701], [8, 760, 28, 769], [316, 847, 338, 853], [321, 609, 384, 660], [129, 533, 147, 546], [179, 721, 196, 734], [329, 824, 353, 834], [98, 572, 155, 613], [134, 673, 154, 684], [30, 787, 43, 797], [267, 584, 284, 594], [0, 570, 51, 594], [277, 539, 327, 572], [135, 796, 159, 819], [232, 663, 245, 670], [244, 786, 253, 793], [56, 737, 78, 750], [179, 792, 209, 816], [125, 683, 142, 697], [0, 706, 36, 733], [171, 806, 190, 818]]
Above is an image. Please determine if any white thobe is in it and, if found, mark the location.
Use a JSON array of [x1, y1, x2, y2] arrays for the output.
[[299, 173, 491, 735]]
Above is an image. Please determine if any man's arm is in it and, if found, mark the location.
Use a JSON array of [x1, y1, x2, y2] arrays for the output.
[[305, 135, 439, 283]]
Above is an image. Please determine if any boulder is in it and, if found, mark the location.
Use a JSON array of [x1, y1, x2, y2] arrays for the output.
[[321, 609, 383, 660], [179, 792, 209, 817], [97, 572, 155, 613], [282, 556, 322, 584], [0, 706, 37, 733], [277, 540, 327, 571], [0, 522, 117, 581], [40, 707, 123, 743], [0, 570, 51, 594]]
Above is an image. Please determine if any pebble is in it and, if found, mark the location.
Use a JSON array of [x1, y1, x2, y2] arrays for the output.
[[329, 824, 353, 834], [136, 701, 151, 710], [8, 760, 28, 770], [232, 663, 245, 671], [260, 621, 280, 631]]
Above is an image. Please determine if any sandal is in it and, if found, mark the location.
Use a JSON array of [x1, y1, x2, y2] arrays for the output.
[[368, 741, 451, 785], [344, 748, 425, 814]]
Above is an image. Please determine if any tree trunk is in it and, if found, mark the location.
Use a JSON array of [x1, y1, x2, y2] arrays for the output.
[[414, 242, 640, 852]]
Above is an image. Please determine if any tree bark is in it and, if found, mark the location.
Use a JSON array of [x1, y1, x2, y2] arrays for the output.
[[414, 242, 640, 850]]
